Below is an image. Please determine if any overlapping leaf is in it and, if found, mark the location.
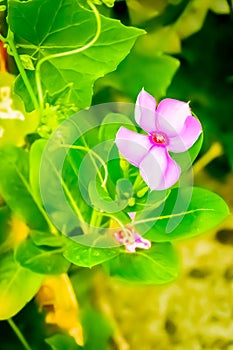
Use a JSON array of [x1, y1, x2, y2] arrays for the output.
[[0, 252, 43, 320], [8, 0, 144, 111]]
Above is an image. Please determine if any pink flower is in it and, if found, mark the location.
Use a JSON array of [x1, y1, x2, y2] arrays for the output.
[[114, 226, 151, 253], [113, 212, 151, 253], [115, 89, 202, 190]]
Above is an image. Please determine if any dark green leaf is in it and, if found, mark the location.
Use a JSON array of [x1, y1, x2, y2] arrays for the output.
[[116, 178, 133, 202], [0, 206, 11, 245]]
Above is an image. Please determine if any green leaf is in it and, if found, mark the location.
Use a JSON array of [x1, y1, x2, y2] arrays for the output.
[[0, 206, 11, 245], [99, 113, 136, 142], [137, 187, 230, 242], [0, 252, 43, 320], [96, 50, 179, 101], [104, 242, 179, 284], [82, 308, 113, 350], [63, 238, 119, 268], [19, 54, 35, 70], [30, 230, 66, 247], [45, 334, 82, 350], [29, 139, 47, 203], [0, 145, 49, 230], [8, 0, 144, 111], [88, 180, 132, 215], [15, 237, 70, 274]]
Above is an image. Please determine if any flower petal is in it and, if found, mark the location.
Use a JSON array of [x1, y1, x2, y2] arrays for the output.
[[125, 242, 137, 253], [168, 116, 202, 153], [128, 212, 136, 220], [135, 88, 157, 133], [139, 146, 181, 190], [115, 126, 151, 167], [134, 233, 151, 250], [156, 98, 191, 136]]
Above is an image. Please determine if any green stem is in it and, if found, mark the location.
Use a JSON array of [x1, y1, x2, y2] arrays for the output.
[[7, 318, 32, 350], [35, 0, 101, 113], [6, 31, 39, 111]]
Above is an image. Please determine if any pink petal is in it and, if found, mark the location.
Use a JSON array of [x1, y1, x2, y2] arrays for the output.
[[135, 88, 157, 133], [156, 98, 191, 137], [134, 233, 151, 249], [128, 212, 136, 220], [125, 243, 137, 253], [125, 233, 151, 252], [168, 116, 202, 153], [115, 126, 151, 167], [139, 146, 181, 190]]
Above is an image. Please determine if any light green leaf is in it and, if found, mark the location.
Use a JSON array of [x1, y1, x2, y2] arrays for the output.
[[19, 54, 35, 70], [0, 145, 50, 230], [92, 0, 115, 7], [137, 187, 230, 242], [104, 242, 179, 284], [0, 252, 43, 320], [15, 237, 70, 274], [30, 230, 66, 247], [98, 113, 136, 143], [63, 238, 119, 268], [8, 0, 144, 111], [29, 139, 47, 203]]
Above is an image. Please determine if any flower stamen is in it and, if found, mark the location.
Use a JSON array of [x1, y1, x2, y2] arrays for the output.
[[150, 132, 168, 146]]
